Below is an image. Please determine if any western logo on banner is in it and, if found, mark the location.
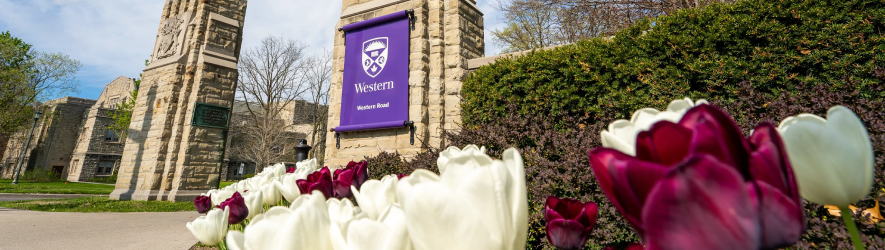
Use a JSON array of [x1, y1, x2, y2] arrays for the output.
[[336, 11, 411, 132]]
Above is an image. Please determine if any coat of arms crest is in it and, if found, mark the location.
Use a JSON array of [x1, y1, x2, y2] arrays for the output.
[[361, 37, 389, 78]]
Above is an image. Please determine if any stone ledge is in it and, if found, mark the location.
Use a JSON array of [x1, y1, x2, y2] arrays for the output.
[[467, 44, 570, 70], [341, 0, 411, 19]]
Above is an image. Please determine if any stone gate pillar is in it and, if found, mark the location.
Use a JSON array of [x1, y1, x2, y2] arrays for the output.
[[325, 0, 484, 167], [111, 0, 248, 201]]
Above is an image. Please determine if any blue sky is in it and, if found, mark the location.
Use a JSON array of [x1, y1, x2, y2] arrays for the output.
[[0, 0, 505, 101]]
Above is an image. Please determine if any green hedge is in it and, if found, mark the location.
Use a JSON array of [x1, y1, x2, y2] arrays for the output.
[[462, 0, 885, 126]]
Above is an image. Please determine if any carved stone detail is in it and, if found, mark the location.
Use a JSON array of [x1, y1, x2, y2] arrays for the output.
[[154, 12, 192, 61]]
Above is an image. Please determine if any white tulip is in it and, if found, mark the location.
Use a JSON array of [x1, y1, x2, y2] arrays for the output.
[[437, 145, 486, 174], [242, 189, 264, 220], [274, 175, 303, 203], [186, 207, 229, 246], [778, 106, 875, 207], [260, 182, 282, 206], [600, 97, 707, 156], [270, 163, 287, 178], [249, 174, 275, 191], [297, 158, 320, 173], [207, 188, 235, 206], [235, 180, 250, 193], [345, 204, 412, 250], [327, 198, 358, 250], [227, 191, 333, 250], [352, 174, 398, 220], [397, 145, 528, 250]]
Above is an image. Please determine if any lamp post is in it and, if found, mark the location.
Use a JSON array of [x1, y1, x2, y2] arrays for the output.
[[293, 139, 312, 164], [12, 111, 42, 185]]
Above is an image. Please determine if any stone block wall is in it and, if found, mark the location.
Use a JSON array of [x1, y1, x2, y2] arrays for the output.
[[0, 97, 94, 179], [112, 0, 247, 201], [325, 0, 483, 168]]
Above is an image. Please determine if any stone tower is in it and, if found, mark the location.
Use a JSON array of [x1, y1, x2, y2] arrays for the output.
[[325, 0, 484, 167], [111, 0, 248, 201]]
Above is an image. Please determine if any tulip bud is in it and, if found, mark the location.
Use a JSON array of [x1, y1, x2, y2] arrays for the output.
[[600, 98, 707, 156], [297, 167, 333, 198], [778, 106, 875, 207], [186, 207, 229, 246], [544, 196, 598, 250], [193, 195, 212, 214], [215, 191, 249, 224]]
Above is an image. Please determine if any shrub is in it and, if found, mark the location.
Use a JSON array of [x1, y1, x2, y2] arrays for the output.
[[86, 174, 117, 184], [462, 0, 885, 128], [367, 76, 885, 249], [19, 169, 62, 182]]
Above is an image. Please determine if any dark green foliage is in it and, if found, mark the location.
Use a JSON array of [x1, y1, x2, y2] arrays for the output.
[[366, 76, 885, 248], [20, 169, 62, 182], [462, 0, 885, 127]]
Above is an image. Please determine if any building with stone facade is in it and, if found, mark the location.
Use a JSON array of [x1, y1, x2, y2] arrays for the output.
[[0, 97, 97, 179], [66, 76, 138, 181], [0, 76, 136, 180]]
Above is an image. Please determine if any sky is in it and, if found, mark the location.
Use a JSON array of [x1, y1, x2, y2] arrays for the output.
[[0, 0, 506, 101]]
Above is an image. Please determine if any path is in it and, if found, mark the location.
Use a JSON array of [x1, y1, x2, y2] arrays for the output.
[[0, 193, 105, 202], [0, 207, 198, 250]]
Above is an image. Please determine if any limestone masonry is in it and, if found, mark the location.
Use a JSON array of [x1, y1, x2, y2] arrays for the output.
[[110, 0, 248, 201], [325, 0, 485, 167]]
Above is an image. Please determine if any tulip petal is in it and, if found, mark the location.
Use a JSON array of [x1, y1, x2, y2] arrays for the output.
[[347, 219, 391, 250], [642, 155, 760, 250], [826, 106, 875, 200], [225, 231, 245, 250], [545, 196, 566, 222], [403, 182, 496, 250], [781, 118, 869, 207], [680, 105, 751, 176], [748, 123, 799, 200], [748, 181, 804, 248], [378, 204, 412, 250], [546, 219, 588, 250], [502, 148, 529, 250], [636, 121, 692, 166], [589, 148, 668, 237], [395, 169, 440, 206], [333, 179, 354, 200], [602, 122, 637, 156]]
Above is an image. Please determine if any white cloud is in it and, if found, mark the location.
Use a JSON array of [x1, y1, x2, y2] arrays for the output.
[[0, 0, 503, 100]]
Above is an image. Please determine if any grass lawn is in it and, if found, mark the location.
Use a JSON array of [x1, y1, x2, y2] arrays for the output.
[[0, 179, 114, 194], [219, 181, 235, 189], [0, 196, 196, 212]]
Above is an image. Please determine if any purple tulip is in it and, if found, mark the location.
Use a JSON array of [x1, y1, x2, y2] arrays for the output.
[[332, 161, 369, 200], [215, 191, 248, 224], [286, 166, 295, 173], [193, 195, 212, 214], [396, 173, 407, 180], [544, 196, 598, 250], [297, 167, 333, 198], [588, 104, 804, 249]]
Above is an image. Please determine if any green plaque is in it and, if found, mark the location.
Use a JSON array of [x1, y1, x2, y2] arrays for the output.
[[192, 103, 230, 129]]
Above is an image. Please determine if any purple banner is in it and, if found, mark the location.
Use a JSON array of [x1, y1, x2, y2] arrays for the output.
[[336, 11, 410, 133]]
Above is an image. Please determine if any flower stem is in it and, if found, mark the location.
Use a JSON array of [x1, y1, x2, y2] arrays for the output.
[[840, 206, 865, 250]]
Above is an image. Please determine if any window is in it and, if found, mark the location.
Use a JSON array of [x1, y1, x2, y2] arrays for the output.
[[105, 129, 119, 142], [97, 161, 115, 175]]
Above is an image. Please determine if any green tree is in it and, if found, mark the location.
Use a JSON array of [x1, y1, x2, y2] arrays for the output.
[[109, 58, 149, 140], [0, 31, 37, 135], [0, 31, 82, 136]]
